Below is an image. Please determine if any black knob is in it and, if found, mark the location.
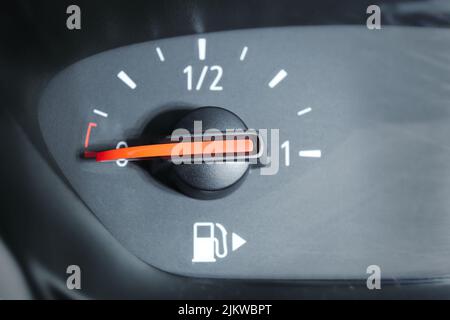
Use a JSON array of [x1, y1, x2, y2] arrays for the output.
[[171, 107, 250, 200]]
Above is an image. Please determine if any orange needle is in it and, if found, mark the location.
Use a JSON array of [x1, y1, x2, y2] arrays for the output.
[[89, 139, 254, 162]]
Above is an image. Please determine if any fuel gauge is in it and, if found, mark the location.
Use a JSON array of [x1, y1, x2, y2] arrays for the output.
[[39, 26, 449, 280]]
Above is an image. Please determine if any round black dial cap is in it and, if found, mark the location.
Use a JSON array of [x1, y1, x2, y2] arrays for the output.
[[172, 107, 250, 200]]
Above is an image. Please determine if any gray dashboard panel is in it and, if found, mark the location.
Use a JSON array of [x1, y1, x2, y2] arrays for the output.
[[39, 26, 450, 279]]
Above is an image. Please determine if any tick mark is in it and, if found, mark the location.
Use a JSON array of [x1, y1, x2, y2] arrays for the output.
[[198, 38, 206, 61], [297, 107, 312, 117], [268, 69, 287, 88], [93, 109, 108, 118], [156, 47, 165, 62], [240, 46, 248, 61], [117, 71, 136, 89], [299, 150, 322, 158]]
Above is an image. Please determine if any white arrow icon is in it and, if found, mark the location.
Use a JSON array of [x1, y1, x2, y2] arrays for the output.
[[232, 232, 246, 251]]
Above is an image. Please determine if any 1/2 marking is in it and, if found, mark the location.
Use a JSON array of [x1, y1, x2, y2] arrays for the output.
[[183, 65, 223, 91]]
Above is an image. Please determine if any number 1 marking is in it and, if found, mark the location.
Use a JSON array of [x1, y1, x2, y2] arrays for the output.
[[281, 140, 290, 167]]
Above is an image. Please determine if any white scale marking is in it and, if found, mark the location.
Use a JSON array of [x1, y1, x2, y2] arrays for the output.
[[117, 71, 137, 89], [196, 66, 208, 90], [268, 69, 287, 88], [240, 46, 248, 61], [297, 107, 312, 116], [198, 38, 206, 61], [93, 109, 108, 118], [156, 47, 165, 62], [299, 150, 322, 158]]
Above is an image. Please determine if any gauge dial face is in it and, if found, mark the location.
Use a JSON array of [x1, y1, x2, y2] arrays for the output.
[[39, 27, 450, 279]]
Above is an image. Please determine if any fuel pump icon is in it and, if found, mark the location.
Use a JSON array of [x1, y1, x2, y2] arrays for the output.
[[192, 222, 247, 263], [192, 222, 228, 263]]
